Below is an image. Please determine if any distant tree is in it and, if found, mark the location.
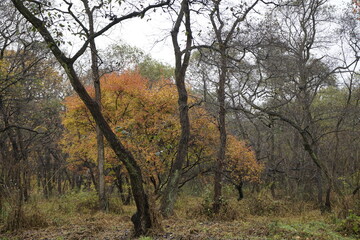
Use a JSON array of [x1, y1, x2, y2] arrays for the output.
[[231, 0, 360, 211], [225, 135, 263, 200], [100, 43, 174, 83], [354, 0, 360, 17], [0, 42, 66, 229]]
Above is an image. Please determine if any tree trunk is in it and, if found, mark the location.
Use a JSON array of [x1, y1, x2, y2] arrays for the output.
[[96, 124, 107, 210], [16, 128, 30, 202], [213, 53, 227, 213], [315, 168, 323, 206], [57, 172, 62, 195], [125, 176, 132, 205], [303, 140, 332, 212], [114, 168, 131, 205], [87, 163, 98, 190], [0, 99, 24, 200], [324, 186, 331, 212], [208, 0, 255, 213], [160, 0, 192, 217], [83, 0, 107, 211], [236, 182, 244, 201], [211, 24, 228, 211]]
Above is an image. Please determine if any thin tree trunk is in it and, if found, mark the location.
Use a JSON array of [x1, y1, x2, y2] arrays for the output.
[[0, 99, 24, 199], [86, 162, 98, 191], [125, 176, 132, 205], [208, 0, 261, 213], [213, 50, 227, 214], [315, 168, 323, 205], [303, 139, 332, 212], [83, 0, 107, 211], [236, 182, 244, 201], [160, 0, 192, 217]]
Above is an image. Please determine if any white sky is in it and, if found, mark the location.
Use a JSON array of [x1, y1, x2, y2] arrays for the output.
[[90, 0, 350, 67], [97, 10, 175, 66]]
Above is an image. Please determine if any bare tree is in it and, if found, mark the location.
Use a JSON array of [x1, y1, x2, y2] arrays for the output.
[[230, 0, 360, 211]]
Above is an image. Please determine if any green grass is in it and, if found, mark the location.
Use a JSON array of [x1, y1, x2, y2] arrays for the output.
[[266, 220, 355, 240]]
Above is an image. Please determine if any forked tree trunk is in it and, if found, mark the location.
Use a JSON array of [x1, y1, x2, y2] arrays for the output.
[[160, 0, 192, 217], [208, 0, 260, 213], [83, 0, 107, 211]]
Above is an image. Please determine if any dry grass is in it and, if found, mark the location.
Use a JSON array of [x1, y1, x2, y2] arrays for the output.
[[0, 190, 358, 239], [175, 190, 316, 222]]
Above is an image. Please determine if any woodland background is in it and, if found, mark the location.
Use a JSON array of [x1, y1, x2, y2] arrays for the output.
[[1, 0, 360, 239]]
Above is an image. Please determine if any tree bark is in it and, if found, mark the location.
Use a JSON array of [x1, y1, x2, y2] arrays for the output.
[[160, 0, 192, 217], [83, 0, 107, 212], [213, 50, 227, 213]]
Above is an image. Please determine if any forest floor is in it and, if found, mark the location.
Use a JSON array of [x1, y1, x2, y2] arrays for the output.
[[0, 213, 356, 240], [0, 191, 358, 240]]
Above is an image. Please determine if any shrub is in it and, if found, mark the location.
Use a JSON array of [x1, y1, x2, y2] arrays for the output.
[[185, 195, 240, 221], [3, 202, 48, 231], [108, 196, 124, 214], [75, 192, 99, 214], [336, 212, 360, 237], [248, 191, 288, 216]]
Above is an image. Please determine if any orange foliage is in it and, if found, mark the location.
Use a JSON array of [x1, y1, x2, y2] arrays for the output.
[[354, 0, 360, 19], [61, 71, 179, 184], [61, 71, 263, 190], [225, 135, 264, 183]]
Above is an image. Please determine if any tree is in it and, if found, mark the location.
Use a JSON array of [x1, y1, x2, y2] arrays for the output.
[[10, 0, 170, 235], [100, 43, 174, 83], [206, 0, 261, 213], [74, 0, 108, 211], [62, 72, 180, 196], [230, 0, 360, 211], [225, 135, 263, 200], [160, 0, 193, 217], [0, 42, 66, 229]]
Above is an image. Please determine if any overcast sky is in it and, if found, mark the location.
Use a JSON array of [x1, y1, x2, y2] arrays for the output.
[[97, 9, 174, 65], [92, 0, 350, 67]]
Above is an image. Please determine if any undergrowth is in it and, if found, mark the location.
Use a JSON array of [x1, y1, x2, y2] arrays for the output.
[[0, 187, 359, 240], [0, 190, 129, 232], [174, 187, 360, 239], [180, 187, 314, 221]]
